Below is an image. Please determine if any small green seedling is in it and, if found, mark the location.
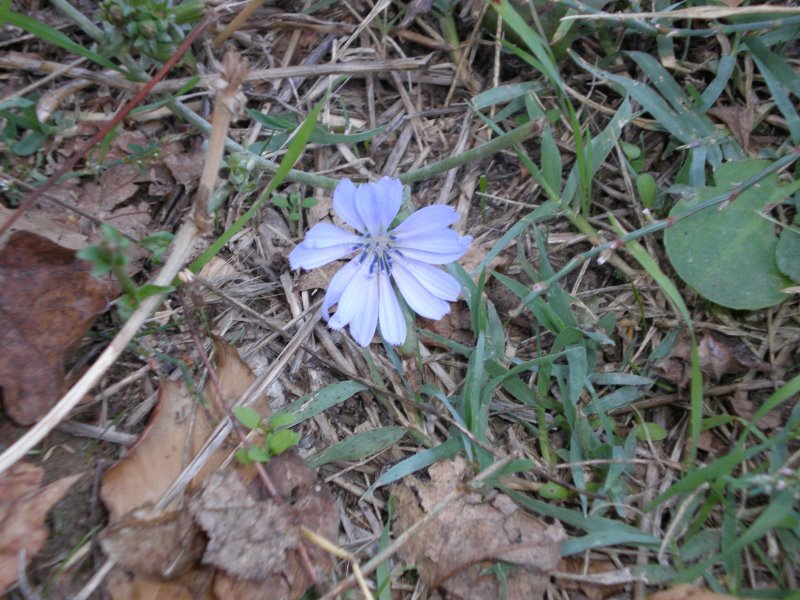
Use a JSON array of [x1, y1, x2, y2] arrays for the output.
[[77, 224, 174, 319], [271, 191, 318, 235], [232, 408, 300, 465]]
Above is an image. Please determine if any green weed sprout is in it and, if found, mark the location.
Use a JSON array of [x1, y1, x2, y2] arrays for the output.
[[232, 408, 301, 465]]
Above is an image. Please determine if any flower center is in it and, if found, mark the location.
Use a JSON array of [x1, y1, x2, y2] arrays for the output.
[[354, 232, 399, 276]]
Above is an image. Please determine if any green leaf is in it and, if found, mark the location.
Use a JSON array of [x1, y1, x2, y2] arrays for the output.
[[271, 194, 290, 209], [636, 173, 658, 209], [247, 445, 271, 462], [233, 406, 262, 430], [634, 422, 668, 442], [279, 381, 368, 428], [269, 412, 297, 430], [663, 159, 793, 309], [13, 131, 46, 156], [267, 429, 300, 455], [365, 436, 461, 496], [246, 109, 387, 145], [134, 284, 174, 301], [306, 427, 408, 469], [538, 482, 569, 500], [139, 231, 174, 260], [235, 447, 252, 465], [776, 226, 800, 281]]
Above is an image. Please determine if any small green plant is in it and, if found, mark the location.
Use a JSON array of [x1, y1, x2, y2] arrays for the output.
[[100, 0, 204, 63], [76, 224, 174, 319], [232, 408, 301, 464], [271, 191, 318, 235], [0, 97, 60, 159]]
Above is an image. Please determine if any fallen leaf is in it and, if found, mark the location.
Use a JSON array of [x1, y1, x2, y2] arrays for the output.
[[191, 452, 339, 599], [708, 106, 755, 151], [100, 508, 204, 580], [101, 338, 264, 518], [0, 231, 110, 424], [393, 456, 564, 599], [654, 329, 770, 386], [100, 380, 197, 519], [651, 584, 740, 600], [0, 462, 81, 593]]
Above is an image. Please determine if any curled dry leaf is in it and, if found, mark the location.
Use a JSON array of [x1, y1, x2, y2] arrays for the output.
[[190, 452, 339, 600], [0, 231, 110, 425], [653, 329, 770, 387], [393, 456, 564, 599], [0, 462, 81, 593]]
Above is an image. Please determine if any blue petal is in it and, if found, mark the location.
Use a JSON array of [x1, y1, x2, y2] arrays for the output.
[[391, 260, 450, 320], [391, 204, 458, 238], [333, 179, 366, 232], [289, 242, 354, 270], [399, 258, 461, 301], [348, 270, 379, 346], [372, 177, 403, 232], [354, 182, 382, 234], [303, 222, 360, 248], [378, 272, 406, 345], [328, 262, 368, 331], [321, 258, 361, 320], [395, 231, 472, 264]]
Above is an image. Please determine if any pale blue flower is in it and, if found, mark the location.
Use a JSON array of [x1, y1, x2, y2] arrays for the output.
[[289, 177, 472, 346]]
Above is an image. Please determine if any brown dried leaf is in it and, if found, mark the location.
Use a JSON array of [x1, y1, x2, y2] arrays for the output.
[[100, 508, 205, 580], [708, 106, 755, 151], [651, 584, 740, 600], [0, 462, 81, 592], [0, 231, 110, 424], [101, 380, 196, 519], [655, 329, 769, 385], [191, 452, 338, 598], [393, 457, 564, 599]]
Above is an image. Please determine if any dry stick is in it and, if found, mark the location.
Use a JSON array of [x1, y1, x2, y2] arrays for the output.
[[320, 456, 515, 599], [194, 52, 248, 232], [509, 147, 800, 317], [0, 13, 212, 240]]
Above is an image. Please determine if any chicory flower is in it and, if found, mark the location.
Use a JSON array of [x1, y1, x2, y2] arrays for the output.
[[289, 177, 471, 346]]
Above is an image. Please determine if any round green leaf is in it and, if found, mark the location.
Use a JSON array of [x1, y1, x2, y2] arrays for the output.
[[663, 160, 792, 309]]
